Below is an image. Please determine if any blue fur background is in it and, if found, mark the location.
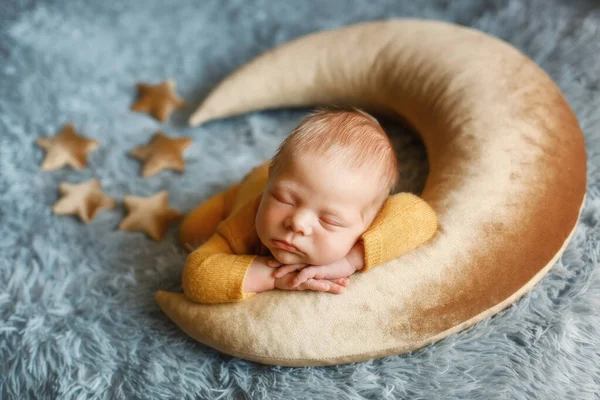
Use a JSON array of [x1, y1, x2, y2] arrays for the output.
[[1, 0, 599, 398]]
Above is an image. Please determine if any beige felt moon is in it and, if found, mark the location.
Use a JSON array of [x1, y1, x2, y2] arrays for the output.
[[156, 19, 587, 366]]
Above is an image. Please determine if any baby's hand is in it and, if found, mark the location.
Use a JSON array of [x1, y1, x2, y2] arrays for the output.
[[273, 271, 350, 294], [269, 257, 356, 288], [266, 258, 308, 276]]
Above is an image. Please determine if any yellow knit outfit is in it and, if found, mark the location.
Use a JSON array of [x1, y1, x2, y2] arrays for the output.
[[179, 161, 438, 304]]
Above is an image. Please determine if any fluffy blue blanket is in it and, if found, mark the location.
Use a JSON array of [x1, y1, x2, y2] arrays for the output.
[[1, 0, 598, 398]]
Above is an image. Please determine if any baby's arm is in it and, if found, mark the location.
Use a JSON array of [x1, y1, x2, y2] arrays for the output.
[[358, 192, 438, 273], [179, 183, 240, 252], [184, 238, 347, 303], [182, 233, 260, 304]]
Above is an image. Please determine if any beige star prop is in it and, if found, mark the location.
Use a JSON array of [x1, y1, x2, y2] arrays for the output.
[[53, 179, 117, 223], [119, 191, 183, 241], [130, 79, 187, 122], [36, 123, 99, 171], [129, 132, 192, 177]]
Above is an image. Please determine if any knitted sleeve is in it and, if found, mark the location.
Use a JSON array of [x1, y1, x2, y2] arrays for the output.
[[358, 193, 438, 273], [182, 233, 258, 304], [181, 194, 263, 304], [178, 183, 241, 252]]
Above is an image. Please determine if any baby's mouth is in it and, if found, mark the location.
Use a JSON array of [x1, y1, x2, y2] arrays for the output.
[[272, 239, 301, 253]]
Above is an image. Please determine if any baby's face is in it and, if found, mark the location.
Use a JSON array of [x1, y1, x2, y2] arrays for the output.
[[255, 154, 381, 266]]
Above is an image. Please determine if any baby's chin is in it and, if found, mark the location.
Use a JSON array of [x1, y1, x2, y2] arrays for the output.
[[270, 247, 308, 264], [270, 247, 336, 266]]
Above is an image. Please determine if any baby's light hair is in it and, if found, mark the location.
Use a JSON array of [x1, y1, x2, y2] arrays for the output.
[[269, 105, 400, 215]]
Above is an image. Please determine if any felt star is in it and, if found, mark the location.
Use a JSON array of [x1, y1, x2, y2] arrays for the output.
[[53, 179, 117, 223], [36, 123, 99, 171], [119, 191, 183, 241], [130, 79, 187, 122], [129, 132, 192, 177]]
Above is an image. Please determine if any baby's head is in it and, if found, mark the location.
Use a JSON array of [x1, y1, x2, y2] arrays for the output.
[[255, 106, 400, 265]]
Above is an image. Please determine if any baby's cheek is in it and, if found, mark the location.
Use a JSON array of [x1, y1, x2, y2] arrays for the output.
[[255, 206, 270, 239], [334, 232, 358, 258], [261, 206, 284, 233], [314, 233, 344, 263]]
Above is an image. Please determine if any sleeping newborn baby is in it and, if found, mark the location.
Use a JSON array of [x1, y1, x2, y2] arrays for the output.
[[179, 107, 438, 304]]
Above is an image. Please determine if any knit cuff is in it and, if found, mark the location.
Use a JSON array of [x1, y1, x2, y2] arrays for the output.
[[357, 193, 438, 273], [183, 253, 257, 303], [359, 229, 383, 273], [226, 255, 259, 301]]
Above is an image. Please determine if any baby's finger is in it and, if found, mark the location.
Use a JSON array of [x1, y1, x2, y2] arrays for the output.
[[291, 267, 318, 288], [331, 278, 350, 287], [327, 282, 346, 294], [305, 279, 344, 294], [274, 263, 307, 278], [302, 278, 330, 292]]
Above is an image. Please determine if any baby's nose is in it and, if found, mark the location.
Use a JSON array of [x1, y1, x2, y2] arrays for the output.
[[288, 212, 313, 235], [294, 224, 310, 236], [290, 221, 310, 235]]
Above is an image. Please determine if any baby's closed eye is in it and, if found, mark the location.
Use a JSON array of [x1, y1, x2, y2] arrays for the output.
[[319, 217, 344, 228], [271, 191, 293, 205]]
